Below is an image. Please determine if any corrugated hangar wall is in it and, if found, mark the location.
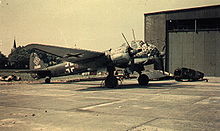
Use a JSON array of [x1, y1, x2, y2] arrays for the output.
[[169, 31, 220, 76], [144, 5, 220, 76]]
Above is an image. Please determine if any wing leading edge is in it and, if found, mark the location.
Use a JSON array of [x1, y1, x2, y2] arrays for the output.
[[0, 69, 50, 74], [24, 43, 110, 67]]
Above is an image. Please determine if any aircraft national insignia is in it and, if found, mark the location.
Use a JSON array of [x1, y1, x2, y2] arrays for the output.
[[65, 62, 78, 73], [33, 57, 41, 69], [33, 57, 40, 65]]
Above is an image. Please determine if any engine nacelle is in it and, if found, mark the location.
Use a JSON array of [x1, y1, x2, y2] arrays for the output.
[[111, 52, 130, 68], [106, 44, 131, 68]]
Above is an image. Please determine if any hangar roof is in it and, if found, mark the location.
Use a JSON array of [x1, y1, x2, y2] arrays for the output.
[[144, 4, 220, 16]]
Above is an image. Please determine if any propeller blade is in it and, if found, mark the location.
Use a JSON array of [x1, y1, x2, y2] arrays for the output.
[[132, 29, 136, 41]]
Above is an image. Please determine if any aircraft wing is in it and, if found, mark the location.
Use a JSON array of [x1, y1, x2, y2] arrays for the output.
[[25, 44, 109, 66], [0, 69, 50, 74]]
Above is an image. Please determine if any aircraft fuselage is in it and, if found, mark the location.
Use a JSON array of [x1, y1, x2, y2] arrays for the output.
[[32, 62, 87, 79]]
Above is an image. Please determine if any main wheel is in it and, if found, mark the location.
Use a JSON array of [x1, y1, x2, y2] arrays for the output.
[[104, 75, 118, 88], [138, 74, 149, 86], [45, 77, 51, 83]]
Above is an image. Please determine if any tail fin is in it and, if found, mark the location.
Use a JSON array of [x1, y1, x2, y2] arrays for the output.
[[29, 53, 46, 70]]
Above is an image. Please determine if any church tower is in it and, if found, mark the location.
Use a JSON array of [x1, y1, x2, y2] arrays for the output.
[[11, 38, 17, 53]]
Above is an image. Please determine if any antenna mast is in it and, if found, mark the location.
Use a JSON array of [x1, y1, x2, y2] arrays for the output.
[[132, 29, 136, 41]]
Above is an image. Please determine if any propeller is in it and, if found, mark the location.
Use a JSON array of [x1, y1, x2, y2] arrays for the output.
[[121, 32, 143, 74], [121, 32, 142, 57], [121, 33, 134, 57], [132, 29, 136, 41], [121, 33, 130, 47], [160, 44, 166, 57], [154, 44, 166, 74]]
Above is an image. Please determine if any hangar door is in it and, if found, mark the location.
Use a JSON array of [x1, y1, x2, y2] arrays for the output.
[[167, 18, 220, 76], [168, 31, 220, 76]]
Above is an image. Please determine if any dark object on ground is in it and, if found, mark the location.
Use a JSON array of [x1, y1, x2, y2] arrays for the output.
[[174, 68, 208, 82], [0, 75, 21, 81]]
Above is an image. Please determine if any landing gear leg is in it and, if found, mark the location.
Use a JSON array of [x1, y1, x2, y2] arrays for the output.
[[104, 66, 118, 88], [138, 73, 149, 86], [45, 76, 51, 83]]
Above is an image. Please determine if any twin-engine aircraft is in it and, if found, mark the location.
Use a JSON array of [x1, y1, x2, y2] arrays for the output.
[[22, 33, 165, 88], [25, 34, 164, 88]]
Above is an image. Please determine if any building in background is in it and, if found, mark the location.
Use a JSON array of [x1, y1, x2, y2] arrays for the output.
[[144, 5, 220, 76]]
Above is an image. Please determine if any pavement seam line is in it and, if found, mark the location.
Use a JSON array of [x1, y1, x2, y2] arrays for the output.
[[79, 100, 127, 110], [192, 96, 210, 104], [127, 117, 159, 131]]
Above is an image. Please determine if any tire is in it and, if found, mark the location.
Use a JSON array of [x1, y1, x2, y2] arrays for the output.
[[138, 74, 149, 86], [45, 77, 51, 83], [104, 75, 118, 88]]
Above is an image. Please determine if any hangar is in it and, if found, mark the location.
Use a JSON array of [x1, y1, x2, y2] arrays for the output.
[[144, 5, 220, 76]]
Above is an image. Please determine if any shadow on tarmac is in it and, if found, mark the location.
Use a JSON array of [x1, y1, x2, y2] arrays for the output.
[[27, 79, 195, 92], [76, 81, 194, 92]]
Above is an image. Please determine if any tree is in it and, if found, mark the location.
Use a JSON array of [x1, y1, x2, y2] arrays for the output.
[[8, 46, 62, 69], [0, 52, 8, 69], [8, 46, 31, 69]]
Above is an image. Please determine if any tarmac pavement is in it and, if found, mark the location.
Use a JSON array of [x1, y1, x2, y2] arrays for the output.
[[0, 77, 220, 131]]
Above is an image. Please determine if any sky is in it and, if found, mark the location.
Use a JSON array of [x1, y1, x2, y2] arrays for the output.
[[0, 0, 220, 55]]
